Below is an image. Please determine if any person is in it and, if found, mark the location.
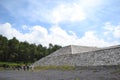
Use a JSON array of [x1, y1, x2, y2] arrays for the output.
[[31, 65, 34, 71], [22, 64, 26, 71], [26, 65, 29, 71]]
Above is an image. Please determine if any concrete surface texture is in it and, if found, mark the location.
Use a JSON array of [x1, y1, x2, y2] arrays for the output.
[[0, 68, 120, 80], [33, 45, 120, 67]]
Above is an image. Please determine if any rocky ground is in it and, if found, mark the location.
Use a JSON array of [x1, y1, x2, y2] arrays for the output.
[[0, 68, 120, 80]]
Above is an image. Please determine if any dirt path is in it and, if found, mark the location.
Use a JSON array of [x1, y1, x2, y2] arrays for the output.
[[0, 69, 120, 80]]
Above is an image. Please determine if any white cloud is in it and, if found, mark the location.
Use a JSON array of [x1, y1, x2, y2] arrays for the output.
[[24, 25, 49, 44], [1, 0, 104, 24], [51, 3, 86, 23], [48, 0, 103, 20], [77, 31, 118, 47], [0, 23, 49, 45], [22, 25, 28, 30], [104, 22, 114, 31], [113, 26, 120, 38], [48, 26, 78, 46], [0, 23, 119, 47], [0, 23, 23, 40], [80, 0, 103, 8], [103, 22, 120, 38], [48, 0, 105, 24]]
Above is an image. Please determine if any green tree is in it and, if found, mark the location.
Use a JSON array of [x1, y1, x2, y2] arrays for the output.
[[8, 37, 19, 62], [0, 35, 62, 63], [0, 35, 8, 61], [48, 43, 62, 55]]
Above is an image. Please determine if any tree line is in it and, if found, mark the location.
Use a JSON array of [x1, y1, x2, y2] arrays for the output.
[[0, 35, 62, 63]]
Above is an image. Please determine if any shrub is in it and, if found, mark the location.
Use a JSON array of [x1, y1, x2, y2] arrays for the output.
[[34, 65, 75, 70]]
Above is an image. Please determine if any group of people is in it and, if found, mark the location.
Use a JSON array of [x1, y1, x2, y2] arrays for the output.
[[21, 64, 30, 71], [13, 64, 34, 71]]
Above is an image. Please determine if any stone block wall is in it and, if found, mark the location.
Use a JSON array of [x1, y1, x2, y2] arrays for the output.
[[33, 45, 120, 67]]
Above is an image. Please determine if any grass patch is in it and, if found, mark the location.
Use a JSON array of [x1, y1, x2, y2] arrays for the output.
[[0, 62, 23, 68], [0, 62, 32, 70], [34, 65, 75, 71], [0, 67, 4, 70], [0, 62, 21, 66]]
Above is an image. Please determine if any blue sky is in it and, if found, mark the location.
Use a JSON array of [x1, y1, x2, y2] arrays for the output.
[[0, 0, 120, 47]]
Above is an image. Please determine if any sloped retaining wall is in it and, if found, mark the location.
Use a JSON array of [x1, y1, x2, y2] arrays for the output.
[[33, 46, 120, 67]]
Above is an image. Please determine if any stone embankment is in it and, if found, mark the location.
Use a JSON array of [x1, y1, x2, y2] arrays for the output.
[[33, 45, 120, 67]]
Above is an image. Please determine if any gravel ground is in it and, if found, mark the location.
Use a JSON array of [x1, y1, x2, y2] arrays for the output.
[[0, 69, 120, 80]]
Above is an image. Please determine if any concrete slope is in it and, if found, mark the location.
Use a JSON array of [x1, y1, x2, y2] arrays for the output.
[[71, 45, 100, 54]]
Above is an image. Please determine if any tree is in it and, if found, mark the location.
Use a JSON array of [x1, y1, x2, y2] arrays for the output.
[[8, 37, 19, 62], [48, 43, 62, 55], [0, 35, 8, 61], [0, 35, 62, 63]]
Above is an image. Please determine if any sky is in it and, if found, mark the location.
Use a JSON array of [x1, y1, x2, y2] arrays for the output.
[[0, 0, 120, 47]]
